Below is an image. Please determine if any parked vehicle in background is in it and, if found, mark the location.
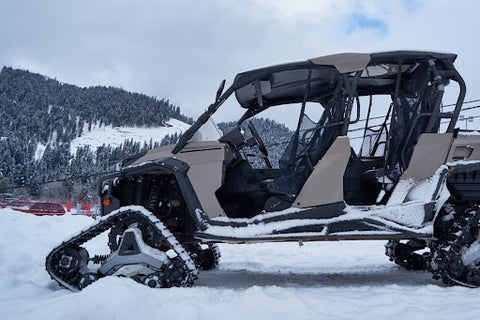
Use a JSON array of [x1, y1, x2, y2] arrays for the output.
[[17, 201, 65, 216]]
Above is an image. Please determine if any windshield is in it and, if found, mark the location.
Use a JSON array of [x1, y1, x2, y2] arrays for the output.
[[189, 118, 222, 142]]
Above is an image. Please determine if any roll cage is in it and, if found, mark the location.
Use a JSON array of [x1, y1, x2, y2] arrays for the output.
[[173, 51, 466, 184]]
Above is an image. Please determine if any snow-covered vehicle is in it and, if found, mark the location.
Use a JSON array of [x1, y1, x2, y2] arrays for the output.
[[46, 51, 480, 290]]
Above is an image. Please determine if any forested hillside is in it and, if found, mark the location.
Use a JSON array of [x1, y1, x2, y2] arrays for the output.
[[0, 67, 190, 200], [0, 67, 291, 201]]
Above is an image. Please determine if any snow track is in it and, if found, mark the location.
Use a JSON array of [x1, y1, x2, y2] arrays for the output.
[[1, 208, 480, 320]]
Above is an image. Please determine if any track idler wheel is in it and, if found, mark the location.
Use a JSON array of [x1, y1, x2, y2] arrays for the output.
[[144, 273, 165, 288], [164, 257, 189, 287], [54, 247, 88, 276], [78, 273, 99, 290]]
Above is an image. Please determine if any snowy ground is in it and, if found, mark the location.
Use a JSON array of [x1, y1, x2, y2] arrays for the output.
[[1, 208, 479, 320]]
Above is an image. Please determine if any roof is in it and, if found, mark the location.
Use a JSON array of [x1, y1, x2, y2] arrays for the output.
[[311, 51, 457, 73], [233, 51, 457, 110]]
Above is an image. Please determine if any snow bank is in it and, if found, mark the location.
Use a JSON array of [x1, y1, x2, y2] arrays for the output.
[[1, 208, 480, 320]]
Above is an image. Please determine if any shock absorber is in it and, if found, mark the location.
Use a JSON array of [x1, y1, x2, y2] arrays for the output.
[[145, 179, 174, 218], [145, 184, 163, 214]]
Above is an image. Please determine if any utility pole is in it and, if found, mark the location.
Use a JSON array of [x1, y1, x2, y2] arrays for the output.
[[459, 115, 474, 130]]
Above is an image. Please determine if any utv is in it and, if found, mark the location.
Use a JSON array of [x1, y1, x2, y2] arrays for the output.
[[47, 51, 480, 290]]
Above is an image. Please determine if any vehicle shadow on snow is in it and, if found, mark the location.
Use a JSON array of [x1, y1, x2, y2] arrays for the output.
[[196, 268, 441, 288], [44, 267, 442, 291]]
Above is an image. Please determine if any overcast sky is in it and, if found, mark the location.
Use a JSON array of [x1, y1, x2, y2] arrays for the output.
[[1, 0, 479, 129]]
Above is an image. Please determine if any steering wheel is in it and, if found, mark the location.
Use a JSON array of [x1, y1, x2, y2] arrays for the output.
[[248, 121, 272, 168]]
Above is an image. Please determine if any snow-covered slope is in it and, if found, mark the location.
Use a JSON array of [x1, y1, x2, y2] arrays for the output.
[[1, 208, 479, 320], [69, 118, 190, 155]]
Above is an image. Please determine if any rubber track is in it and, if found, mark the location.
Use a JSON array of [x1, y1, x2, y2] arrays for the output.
[[209, 243, 221, 268], [430, 205, 480, 287], [45, 206, 197, 291]]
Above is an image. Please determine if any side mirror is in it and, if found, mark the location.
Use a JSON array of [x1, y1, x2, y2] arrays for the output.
[[215, 79, 226, 102]]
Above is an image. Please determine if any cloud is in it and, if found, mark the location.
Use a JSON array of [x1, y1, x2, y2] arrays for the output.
[[1, 0, 479, 128]]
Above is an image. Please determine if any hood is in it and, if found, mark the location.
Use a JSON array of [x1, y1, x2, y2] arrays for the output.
[[129, 141, 226, 167]]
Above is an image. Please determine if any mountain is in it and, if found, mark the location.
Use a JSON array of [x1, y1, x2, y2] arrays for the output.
[[0, 67, 292, 201], [0, 67, 192, 200]]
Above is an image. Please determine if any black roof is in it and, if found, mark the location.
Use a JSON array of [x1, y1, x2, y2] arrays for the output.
[[233, 51, 457, 110]]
